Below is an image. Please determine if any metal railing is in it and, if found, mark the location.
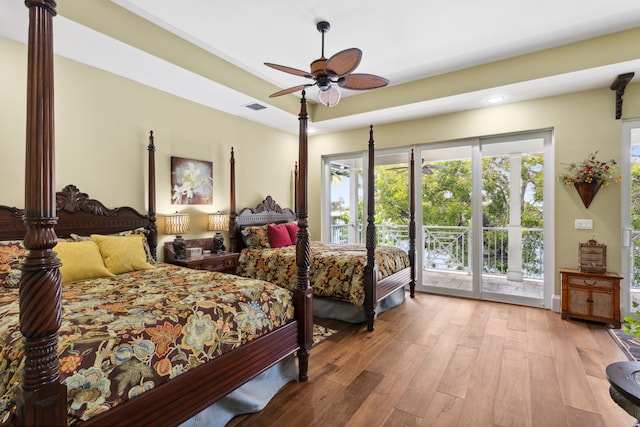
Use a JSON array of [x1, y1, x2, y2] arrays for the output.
[[330, 223, 544, 280]]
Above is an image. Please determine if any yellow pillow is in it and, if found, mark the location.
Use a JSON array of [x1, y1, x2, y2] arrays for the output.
[[55, 240, 115, 285], [91, 234, 156, 275]]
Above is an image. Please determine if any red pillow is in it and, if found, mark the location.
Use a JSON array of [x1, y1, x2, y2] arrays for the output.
[[267, 223, 292, 248], [285, 222, 298, 244]]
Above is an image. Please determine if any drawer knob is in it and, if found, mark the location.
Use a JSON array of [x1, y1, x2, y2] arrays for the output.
[[582, 280, 597, 286]]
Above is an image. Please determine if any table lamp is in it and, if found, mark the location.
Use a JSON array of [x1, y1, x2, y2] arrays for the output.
[[165, 212, 190, 259], [208, 211, 229, 253]]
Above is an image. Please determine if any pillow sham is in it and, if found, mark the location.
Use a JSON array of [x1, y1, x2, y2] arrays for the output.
[[72, 227, 155, 264], [55, 240, 115, 285], [0, 240, 26, 288], [241, 225, 271, 249], [91, 234, 156, 275], [285, 222, 298, 245], [267, 223, 292, 248]]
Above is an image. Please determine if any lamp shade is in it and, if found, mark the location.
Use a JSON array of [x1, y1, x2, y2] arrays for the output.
[[318, 85, 341, 107], [208, 212, 229, 232], [165, 212, 190, 235]]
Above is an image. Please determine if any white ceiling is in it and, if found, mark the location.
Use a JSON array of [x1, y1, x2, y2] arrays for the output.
[[2, 1, 640, 134]]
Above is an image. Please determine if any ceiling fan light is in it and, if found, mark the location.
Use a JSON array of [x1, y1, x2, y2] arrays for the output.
[[318, 85, 341, 107]]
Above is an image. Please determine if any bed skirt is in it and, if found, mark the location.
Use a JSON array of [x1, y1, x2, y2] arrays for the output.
[[313, 287, 406, 323], [180, 354, 297, 427]]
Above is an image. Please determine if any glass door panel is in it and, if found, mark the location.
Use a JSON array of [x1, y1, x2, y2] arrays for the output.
[[419, 144, 474, 296], [479, 138, 544, 305], [373, 151, 412, 249], [323, 155, 364, 243], [622, 122, 640, 317]]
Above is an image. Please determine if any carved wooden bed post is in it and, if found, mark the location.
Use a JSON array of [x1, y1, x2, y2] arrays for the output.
[[147, 131, 158, 260], [295, 91, 313, 380], [409, 149, 416, 297], [229, 147, 237, 253], [364, 125, 377, 331], [16, 1, 67, 425]]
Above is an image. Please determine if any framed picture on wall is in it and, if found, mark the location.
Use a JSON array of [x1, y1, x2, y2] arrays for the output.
[[171, 156, 213, 205]]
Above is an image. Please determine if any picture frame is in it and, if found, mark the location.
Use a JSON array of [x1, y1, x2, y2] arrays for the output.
[[171, 156, 213, 205]]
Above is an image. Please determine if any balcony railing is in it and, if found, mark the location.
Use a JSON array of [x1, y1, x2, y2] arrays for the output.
[[330, 223, 544, 280]]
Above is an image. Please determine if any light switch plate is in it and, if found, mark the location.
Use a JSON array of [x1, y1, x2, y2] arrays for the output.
[[575, 219, 593, 230]]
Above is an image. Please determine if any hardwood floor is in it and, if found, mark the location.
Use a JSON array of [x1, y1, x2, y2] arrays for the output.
[[229, 293, 637, 426]]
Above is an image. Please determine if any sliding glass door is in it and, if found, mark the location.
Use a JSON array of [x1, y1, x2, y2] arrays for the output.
[[419, 131, 552, 307], [322, 130, 553, 308]]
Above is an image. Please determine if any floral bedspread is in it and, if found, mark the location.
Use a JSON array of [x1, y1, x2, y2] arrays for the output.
[[0, 264, 294, 424], [236, 242, 410, 308]]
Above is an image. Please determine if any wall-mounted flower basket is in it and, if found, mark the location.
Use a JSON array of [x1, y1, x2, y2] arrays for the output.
[[559, 151, 621, 209], [574, 181, 602, 209]]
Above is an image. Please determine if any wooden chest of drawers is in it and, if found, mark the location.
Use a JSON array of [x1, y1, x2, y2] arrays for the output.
[[560, 268, 621, 328]]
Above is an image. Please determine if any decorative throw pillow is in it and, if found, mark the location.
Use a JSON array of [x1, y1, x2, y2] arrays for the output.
[[0, 240, 26, 288], [285, 222, 298, 245], [267, 223, 292, 248], [240, 225, 271, 249], [55, 240, 115, 285], [91, 234, 156, 275], [72, 227, 155, 264]]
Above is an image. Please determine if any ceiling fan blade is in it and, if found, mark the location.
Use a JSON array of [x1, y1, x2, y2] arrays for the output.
[[338, 73, 389, 90], [269, 84, 311, 98], [325, 48, 362, 77], [264, 63, 314, 79]]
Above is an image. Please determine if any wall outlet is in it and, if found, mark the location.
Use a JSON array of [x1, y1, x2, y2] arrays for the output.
[[575, 219, 593, 230]]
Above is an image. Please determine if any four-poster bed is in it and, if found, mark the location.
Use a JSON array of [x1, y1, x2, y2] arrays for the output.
[[2, 2, 313, 425], [228, 126, 417, 331]]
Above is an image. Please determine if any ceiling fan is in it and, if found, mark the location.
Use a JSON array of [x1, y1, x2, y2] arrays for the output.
[[420, 163, 446, 175], [388, 161, 446, 175], [264, 21, 389, 107]]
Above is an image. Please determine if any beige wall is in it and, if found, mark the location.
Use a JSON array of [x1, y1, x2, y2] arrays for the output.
[[2, 35, 640, 295], [0, 37, 297, 260]]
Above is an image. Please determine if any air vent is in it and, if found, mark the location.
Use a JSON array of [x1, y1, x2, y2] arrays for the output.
[[245, 103, 266, 111]]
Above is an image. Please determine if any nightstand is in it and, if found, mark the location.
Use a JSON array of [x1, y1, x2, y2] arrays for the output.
[[165, 251, 239, 274], [164, 238, 238, 274]]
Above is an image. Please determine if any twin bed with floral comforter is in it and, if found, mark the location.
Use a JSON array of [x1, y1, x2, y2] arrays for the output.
[[236, 242, 410, 308], [0, 264, 294, 424]]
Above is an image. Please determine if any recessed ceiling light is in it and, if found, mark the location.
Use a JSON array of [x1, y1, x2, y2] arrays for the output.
[[486, 96, 505, 104]]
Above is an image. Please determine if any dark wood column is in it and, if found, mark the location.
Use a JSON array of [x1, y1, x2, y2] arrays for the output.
[[364, 125, 377, 331], [147, 131, 158, 260], [295, 91, 313, 381], [15, 1, 67, 426]]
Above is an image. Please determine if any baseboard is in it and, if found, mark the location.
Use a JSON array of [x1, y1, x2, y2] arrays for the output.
[[552, 294, 561, 313]]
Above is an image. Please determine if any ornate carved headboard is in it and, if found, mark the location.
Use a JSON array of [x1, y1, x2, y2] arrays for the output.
[[231, 196, 296, 251], [0, 184, 158, 259]]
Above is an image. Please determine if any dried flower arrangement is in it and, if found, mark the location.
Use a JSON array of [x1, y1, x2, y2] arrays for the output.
[[558, 151, 622, 187]]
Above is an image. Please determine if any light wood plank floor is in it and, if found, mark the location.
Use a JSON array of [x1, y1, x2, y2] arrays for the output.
[[229, 293, 637, 427]]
